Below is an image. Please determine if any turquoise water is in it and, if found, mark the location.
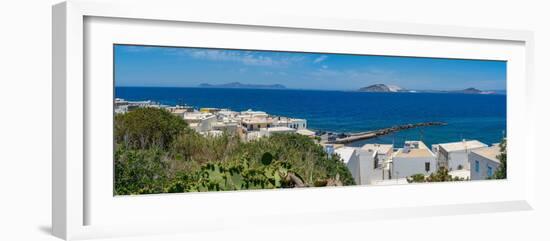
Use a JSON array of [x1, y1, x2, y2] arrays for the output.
[[115, 87, 506, 147]]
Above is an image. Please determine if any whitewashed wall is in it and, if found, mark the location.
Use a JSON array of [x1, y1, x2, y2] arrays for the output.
[[469, 152, 500, 180], [393, 156, 437, 178], [448, 152, 470, 171]]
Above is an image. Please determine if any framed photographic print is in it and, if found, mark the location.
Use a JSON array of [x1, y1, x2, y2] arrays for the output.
[[112, 44, 506, 193], [52, 0, 535, 240]]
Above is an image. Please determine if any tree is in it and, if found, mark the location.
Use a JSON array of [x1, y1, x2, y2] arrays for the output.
[[407, 167, 466, 183], [492, 138, 507, 179], [114, 147, 169, 195], [115, 107, 187, 150]]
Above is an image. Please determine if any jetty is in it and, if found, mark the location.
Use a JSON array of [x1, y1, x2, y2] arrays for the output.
[[327, 122, 447, 144]]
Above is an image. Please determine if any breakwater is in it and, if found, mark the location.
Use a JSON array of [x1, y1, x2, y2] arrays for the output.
[[327, 122, 447, 144]]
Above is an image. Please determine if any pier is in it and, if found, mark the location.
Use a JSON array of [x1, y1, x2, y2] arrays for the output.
[[327, 122, 447, 144]]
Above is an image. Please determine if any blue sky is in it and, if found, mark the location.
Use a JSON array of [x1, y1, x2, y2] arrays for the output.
[[114, 45, 506, 91]]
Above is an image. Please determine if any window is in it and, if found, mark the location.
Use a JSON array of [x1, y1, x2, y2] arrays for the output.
[[487, 165, 493, 177], [374, 157, 379, 169], [425, 162, 430, 172], [475, 160, 479, 172]]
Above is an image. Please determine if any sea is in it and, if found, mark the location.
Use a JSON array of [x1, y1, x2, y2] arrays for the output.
[[115, 87, 507, 148]]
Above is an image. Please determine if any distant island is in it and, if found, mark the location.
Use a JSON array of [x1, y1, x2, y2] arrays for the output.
[[357, 84, 499, 95], [199, 82, 286, 89], [454, 87, 483, 94], [358, 84, 403, 93]]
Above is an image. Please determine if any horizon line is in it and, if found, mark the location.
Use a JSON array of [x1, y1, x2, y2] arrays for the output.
[[114, 85, 507, 92]]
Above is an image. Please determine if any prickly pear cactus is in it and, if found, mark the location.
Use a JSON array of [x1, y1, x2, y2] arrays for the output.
[[195, 152, 298, 191], [167, 152, 306, 192]]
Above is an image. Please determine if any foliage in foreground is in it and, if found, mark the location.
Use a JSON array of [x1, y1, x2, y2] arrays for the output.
[[114, 107, 187, 150], [114, 108, 355, 195], [407, 167, 467, 183], [491, 139, 507, 179]]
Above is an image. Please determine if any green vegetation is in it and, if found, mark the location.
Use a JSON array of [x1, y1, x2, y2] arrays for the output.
[[407, 174, 426, 183], [115, 107, 188, 149], [114, 108, 355, 195], [491, 138, 507, 180], [407, 167, 467, 183]]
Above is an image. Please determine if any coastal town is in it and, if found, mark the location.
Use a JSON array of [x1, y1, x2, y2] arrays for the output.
[[115, 98, 505, 186]]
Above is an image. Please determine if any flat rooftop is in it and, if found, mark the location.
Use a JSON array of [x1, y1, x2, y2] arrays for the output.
[[241, 117, 270, 124], [361, 144, 393, 153], [296, 129, 315, 136], [266, 126, 296, 132], [334, 147, 356, 164], [240, 110, 268, 116], [404, 140, 429, 150], [471, 145, 502, 163], [438, 140, 487, 152], [394, 148, 434, 158], [183, 112, 214, 120]]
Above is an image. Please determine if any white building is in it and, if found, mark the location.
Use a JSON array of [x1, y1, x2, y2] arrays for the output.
[[217, 109, 239, 119], [183, 112, 217, 133], [334, 147, 355, 164], [127, 100, 155, 111], [392, 141, 437, 179], [114, 98, 171, 114], [271, 116, 307, 130], [166, 105, 194, 118], [212, 121, 239, 133], [259, 126, 296, 137], [469, 144, 502, 180], [241, 117, 272, 131], [288, 118, 307, 130], [432, 140, 488, 171], [362, 144, 393, 163], [244, 127, 297, 141], [296, 128, 316, 137], [239, 109, 268, 118], [334, 147, 383, 185], [361, 144, 393, 179], [114, 98, 129, 114], [199, 107, 221, 114]]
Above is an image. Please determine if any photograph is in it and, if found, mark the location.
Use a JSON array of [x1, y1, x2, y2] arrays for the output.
[[113, 44, 507, 195], [2, 1, 545, 240]]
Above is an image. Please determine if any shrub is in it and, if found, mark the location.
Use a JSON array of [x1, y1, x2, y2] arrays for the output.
[[114, 108, 356, 194], [115, 107, 187, 150], [407, 174, 426, 183], [114, 147, 169, 195]]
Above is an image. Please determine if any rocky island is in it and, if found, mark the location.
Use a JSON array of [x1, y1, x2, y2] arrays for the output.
[[358, 84, 498, 95], [358, 84, 404, 92]]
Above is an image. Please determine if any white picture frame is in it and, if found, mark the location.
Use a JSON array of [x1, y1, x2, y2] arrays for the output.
[[52, 0, 535, 240]]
